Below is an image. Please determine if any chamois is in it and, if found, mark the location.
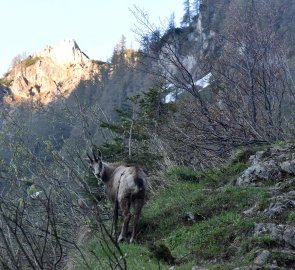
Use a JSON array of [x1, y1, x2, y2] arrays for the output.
[[87, 149, 147, 243]]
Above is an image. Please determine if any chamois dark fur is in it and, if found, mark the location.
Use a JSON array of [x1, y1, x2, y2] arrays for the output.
[[87, 149, 147, 243]]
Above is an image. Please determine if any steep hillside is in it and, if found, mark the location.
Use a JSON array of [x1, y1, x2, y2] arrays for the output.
[[76, 142, 295, 269]]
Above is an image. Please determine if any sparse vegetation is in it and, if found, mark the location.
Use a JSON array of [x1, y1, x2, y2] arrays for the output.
[[0, 78, 13, 87], [22, 56, 40, 67], [92, 60, 106, 65]]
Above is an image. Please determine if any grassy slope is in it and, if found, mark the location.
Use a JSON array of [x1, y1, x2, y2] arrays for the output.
[[76, 145, 295, 269], [76, 157, 276, 269], [139, 165, 269, 269]]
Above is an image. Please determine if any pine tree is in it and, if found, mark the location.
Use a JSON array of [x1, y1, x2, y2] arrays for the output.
[[111, 35, 127, 66], [99, 86, 172, 170], [169, 12, 176, 30], [181, 0, 192, 26], [193, 0, 202, 15]]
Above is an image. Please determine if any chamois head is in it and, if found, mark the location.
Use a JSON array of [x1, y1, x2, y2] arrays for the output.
[[87, 148, 103, 179]]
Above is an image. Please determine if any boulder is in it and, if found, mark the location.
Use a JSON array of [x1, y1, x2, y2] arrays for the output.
[[191, 266, 209, 270], [254, 250, 270, 265], [280, 160, 295, 175], [236, 144, 295, 186], [263, 191, 295, 218], [254, 223, 295, 249], [237, 159, 281, 186]]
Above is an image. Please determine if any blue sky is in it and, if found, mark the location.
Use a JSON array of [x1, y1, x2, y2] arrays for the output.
[[0, 0, 184, 76]]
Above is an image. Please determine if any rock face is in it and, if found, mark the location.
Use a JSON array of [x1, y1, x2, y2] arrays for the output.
[[253, 250, 270, 265], [236, 143, 295, 220], [234, 143, 295, 269], [254, 223, 295, 249], [3, 39, 102, 105], [237, 144, 295, 186], [263, 190, 295, 218], [33, 39, 89, 65]]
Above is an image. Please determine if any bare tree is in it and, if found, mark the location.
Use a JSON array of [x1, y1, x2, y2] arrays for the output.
[[131, 0, 295, 166], [0, 92, 128, 269]]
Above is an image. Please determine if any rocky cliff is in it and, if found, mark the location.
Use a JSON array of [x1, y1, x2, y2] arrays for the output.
[[2, 39, 102, 105]]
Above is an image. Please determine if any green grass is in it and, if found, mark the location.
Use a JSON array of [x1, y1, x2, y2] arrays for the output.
[[230, 144, 269, 164], [166, 162, 249, 188], [141, 180, 268, 266], [77, 239, 166, 270]]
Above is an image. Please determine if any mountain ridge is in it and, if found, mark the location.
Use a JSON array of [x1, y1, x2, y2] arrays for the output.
[[1, 39, 102, 105]]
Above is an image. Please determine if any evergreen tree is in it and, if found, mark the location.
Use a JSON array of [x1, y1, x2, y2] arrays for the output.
[[169, 12, 176, 30], [181, 0, 192, 26], [111, 35, 127, 66], [193, 0, 202, 15], [99, 86, 173, 170]]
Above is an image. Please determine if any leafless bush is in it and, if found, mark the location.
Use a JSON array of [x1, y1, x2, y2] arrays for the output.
[[0, 99, 127, 269]]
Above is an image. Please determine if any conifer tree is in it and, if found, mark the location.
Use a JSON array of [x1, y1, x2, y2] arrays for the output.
[[181, 0, 192, 26], [193, 0, 202, 15], [100, 86, 172, 170], [169, 12, 176, 30]]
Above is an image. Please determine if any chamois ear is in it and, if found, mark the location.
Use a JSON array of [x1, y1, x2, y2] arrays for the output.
[[86, 152, 93, 163], [92, 148, 102, 162], [97, 149, 102, 160]]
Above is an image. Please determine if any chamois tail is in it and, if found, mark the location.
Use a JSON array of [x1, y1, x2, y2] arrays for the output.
[[134, 177, 144, 192]]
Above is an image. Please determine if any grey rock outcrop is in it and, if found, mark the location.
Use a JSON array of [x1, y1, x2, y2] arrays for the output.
[[191, 266, 209, 270], [236, 159, 281, 186], [237, 144, 295, 186], [254, 223, 295, 249], [263, 191, 295, 218], [254, 250, 270, 265]]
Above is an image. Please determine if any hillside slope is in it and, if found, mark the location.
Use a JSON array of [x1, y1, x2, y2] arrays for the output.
[[77, 142, 295, 269]]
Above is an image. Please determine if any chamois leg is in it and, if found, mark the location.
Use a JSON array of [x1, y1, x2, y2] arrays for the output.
[[118, 198, 131, 243], [112, 201, 119, 239], [130, 199, 144, 243]]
